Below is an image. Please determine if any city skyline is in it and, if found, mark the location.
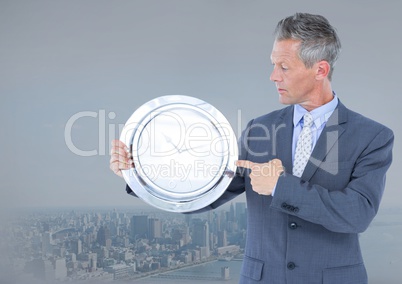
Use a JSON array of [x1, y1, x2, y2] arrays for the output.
[[1, 202, 248, 283], [2, 204, 402, 283]]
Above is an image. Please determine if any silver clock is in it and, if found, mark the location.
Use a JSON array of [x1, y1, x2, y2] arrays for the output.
[[120, 95, 238, 212]]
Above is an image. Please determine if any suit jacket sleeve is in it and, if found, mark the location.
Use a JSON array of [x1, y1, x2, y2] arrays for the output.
[[271, 125, 394, 234], [186, 120, 255, 213]]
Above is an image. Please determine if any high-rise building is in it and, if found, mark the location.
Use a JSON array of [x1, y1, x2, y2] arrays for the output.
[[54, 258, 67, 280], [210, 231, 217, 250], [41, 232, 53, 255], [123, 237, 130, 247], [172, 227, 190, 246], [109, 221, 118, 236], [218, 230, 228, 247], [71, 239, 82, 255], [192, 219, 209, 252], [89, 253, 97, 272], [229, 203, 235, 222], [199, 246, 210, 259], [218, 211, 226, 231], [235, 202, 247, 230], [148, 218, 162, 239], [130, 215, 148, 239], [235, 202, 246, 220], [185, 214, 192, 227], [97, 225, 111, 246], [43, 259, 54, 281], [221, 266, 230, 280]]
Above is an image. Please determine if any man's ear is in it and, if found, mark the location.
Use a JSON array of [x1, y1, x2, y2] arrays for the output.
[[315, 60, 330, 80]]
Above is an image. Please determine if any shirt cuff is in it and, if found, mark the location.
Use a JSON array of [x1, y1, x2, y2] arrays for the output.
[[271, 184, 277, 196]]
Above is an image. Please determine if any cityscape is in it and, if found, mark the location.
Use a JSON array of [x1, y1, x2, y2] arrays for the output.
[[0, 203, 247, 283]]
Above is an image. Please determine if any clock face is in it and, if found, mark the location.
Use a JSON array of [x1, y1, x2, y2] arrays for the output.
[[120, 96, 237, 212]]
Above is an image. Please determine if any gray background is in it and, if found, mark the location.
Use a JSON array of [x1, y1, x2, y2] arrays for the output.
[[1, 0, 401, 210], [1, 0, 401, 281]]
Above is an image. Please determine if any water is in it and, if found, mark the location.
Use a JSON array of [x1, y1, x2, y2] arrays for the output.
[[132, 260, 243, 283]]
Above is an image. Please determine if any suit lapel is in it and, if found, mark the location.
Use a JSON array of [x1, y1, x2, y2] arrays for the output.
[[275, 106, 294, 174], [301, 101, 348, 181]]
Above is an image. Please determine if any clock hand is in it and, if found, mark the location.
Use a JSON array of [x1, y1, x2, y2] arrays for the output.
[[179, 144, 211, 153], [162, 133, 181, 152], [179, 138, 226, 153]]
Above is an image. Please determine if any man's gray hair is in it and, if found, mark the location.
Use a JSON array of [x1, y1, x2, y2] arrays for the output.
[[274, 13, 341, 81]]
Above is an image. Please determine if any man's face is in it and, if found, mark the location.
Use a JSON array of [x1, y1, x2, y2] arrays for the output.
[[270, 39, 318, 106]]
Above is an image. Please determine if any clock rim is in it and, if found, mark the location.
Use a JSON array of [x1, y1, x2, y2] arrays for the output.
[[120, 95, 238, 213]]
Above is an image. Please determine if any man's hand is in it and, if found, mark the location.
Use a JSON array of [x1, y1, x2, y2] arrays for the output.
[[236, 159, 284, 195], [110, 140, 134, 177]]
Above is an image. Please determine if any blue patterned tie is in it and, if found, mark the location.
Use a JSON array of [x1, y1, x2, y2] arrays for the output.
[[293, 113, 314, 177]]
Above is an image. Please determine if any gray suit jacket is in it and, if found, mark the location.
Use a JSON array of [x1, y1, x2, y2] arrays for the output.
[[204, 101, 394, 284]]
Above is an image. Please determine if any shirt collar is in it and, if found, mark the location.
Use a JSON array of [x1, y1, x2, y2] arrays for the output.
[[293, 93, 339, 128]]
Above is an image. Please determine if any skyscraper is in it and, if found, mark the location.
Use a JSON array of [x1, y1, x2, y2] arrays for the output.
[[71, 239, 82, 255], [148, 218, 162, 239], [218, 230, 228, 247], [130, 215, 148, 240], [54, 258, 67, 280], [229, 203, 235, 222], [192, 219, 210, 256], [41, 232, 53, 256], [235, 202, 247, 230], [89, 253, 97, 272], [97, 225, 111, 246], [235, 202, 246, 220]]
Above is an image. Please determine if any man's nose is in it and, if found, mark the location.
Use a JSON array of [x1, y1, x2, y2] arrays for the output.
[[270, 67, 281, 82]]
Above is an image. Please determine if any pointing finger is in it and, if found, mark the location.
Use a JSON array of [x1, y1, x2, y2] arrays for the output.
[[236, 160, 255, 169]]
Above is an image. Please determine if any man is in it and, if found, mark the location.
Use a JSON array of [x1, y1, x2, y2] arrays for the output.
[[110, 13, 393, 283]]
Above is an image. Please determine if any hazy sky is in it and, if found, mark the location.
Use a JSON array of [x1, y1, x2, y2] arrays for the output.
[[1, 0, 401, 211]]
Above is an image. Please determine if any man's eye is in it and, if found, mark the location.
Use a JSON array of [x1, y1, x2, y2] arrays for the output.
[[281, 66, 288, 71]]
